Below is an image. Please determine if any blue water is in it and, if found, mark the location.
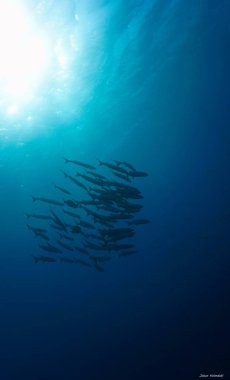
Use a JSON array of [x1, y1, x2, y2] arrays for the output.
[[0, 1, 229, 379]]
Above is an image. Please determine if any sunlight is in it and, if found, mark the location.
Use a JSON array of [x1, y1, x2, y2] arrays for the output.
[[0, 1, 50, 108]]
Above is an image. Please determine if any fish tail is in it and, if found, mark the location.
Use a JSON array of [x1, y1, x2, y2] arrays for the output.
[[63, 157, 69, 164], [98, 159, 102, 165], [25, 213, 30, 218], [32, 196, 37, 202]]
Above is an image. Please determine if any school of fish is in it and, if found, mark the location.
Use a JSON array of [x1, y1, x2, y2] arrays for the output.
[[26, 158, 150, 272]]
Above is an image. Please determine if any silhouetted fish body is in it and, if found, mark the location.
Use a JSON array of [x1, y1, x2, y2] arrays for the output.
[[86, 171, 106, 180], [25, 213, 51, 220], [50, 209, 67, 231], [75, 246, 89, 255], [76, 172, 105, 186], [61, 171, 88, 191], [98, 160, 129, 175], [112, 171, 131, 182], [59, 233, 74, 241], [114, 160, 137, 172], [79, 220, 94, 229], [36, 232, 50, 241], [57, 240, 74, 251], [63, 210, 81, 218], [54, 184, 71, 195], [60, 258, 75, 263], [64, 158, 96, 170], [27, 224, 47, 233], [32, 197, 64, 206], [127, 171, 148, 177], [128, 219, 150, 226], [39, 243, 62, 253], [64, 199, 78, 208]]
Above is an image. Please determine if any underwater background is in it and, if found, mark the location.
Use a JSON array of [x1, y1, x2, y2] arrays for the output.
[[0, 0, 229, 379]]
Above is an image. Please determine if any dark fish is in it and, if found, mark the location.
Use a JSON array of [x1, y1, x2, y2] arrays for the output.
[[64, 199, 78, 208], [114, 160, 137, 172], [79, 220, 94, 229], [107, 232, 135, 242], [85, 241, 108, 251], [39, 243, 62, 253], [127, 170, 148, 177], [112, 171, 131, 182], [106, 243, 134, 251], [25, 213, 51, 220], [99, 228, 134, 237], [26, 224, 47, 234], [86, 171, 107, 180], [63, 210, 81, 218], [64, 158, 96, 170], [76, 172, 105, 186], [90, 255, 111, 263], [128, 219, 150, 226], [50, 209, 67, 231], [108, 213, 134, 220], [108, 181, 140, 193], [32, 255, 57, 263], [36, 232, 50, 241], [94, 219, 114, 228], [119, 202, 143, 211], [115, 191, 143, 200], [88, 186, 106, 194], [81, 207, 108, 222], [98, 160, 129, 175], [75, 246, 89, 255], [32, 196, 64, 206], [80, 230, 90, 238], [54, 184, 71, 195], [71, 225, 82, 234], [59, 233, 74, 241], [50, 223, 64, 231], [88, 233, 105, 242], [97, 204, 121, 213], [61, 171, 88, 191], [78, 200, 101, 206], [57, 240, 74, 251]]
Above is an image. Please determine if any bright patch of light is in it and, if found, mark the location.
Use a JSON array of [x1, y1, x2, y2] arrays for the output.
[[6, 104, 19, 115], [0, 1, 50, 110]]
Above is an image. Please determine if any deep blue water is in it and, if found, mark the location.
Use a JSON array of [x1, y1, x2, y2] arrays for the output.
[[0, 1, 229, 379]]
